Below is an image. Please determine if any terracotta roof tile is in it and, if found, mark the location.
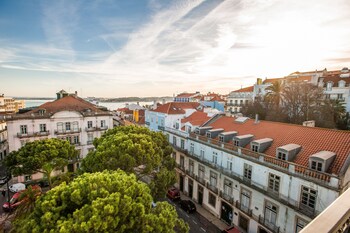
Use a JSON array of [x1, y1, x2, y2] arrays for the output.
[[24, 96, 109, 116], [233, 86, 254, 92], [181, 111, 211, 126], [176, 93, 197, 98], [207, 116, 350, 174], [152, 102, 200, 114]]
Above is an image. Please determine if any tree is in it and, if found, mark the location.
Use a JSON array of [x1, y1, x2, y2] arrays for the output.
[[265, 80, 283, 107], [241, 96, 267, 120], [81, 125, 176, 199], [281, 82, 324, 124], [315, 99, 346, 129], [264, 81, 288, 122], [13, 170, 188, 233], [5, 138, 78, 189]]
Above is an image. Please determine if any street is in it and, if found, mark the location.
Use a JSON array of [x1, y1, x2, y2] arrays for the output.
[[165, 198, 222, 233]]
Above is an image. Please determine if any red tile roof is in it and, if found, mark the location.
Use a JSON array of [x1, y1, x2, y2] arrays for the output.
[[233, 86, 254, 92], [207, 116, 350, 174], [181, 111, 211, 126], [22, 96, 110, 116], [263, 78, 283, 84], [210, 95, 225, 101], [152, 102, 201, 114], [321, 74, 350, 87]]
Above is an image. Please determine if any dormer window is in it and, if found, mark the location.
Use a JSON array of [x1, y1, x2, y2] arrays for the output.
[[311, 161, 323, 171], [277, 152, 286, 160], [38, 109, 46, 116], [195, 128, 200, 134], [251, 138, 273, 153], [219, 136, 224, 142], [206, 132, 211, 138], [234, 140, 239, 146], [252, 145, 259, 152], [276, 144, 301, 161], [338, 80, 345, 88], [309, 151, 336, 172]]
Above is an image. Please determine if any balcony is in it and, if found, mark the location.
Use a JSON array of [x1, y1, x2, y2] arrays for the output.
[[158, 125, 165, 131], [188, 132, 338, 188], [17, 131, 50, 138], [258, 215, 280, 233], [145, 121, 150, 126], [87, 140, 94, 145], [235, 201, 253, 216], [54, 128, 81, 135], [85, 126, 108, 132], [206, 182, 219, 194], [185, 169, 195, 179], [194, 175, 206, 186], [219, 191, 234, 204], [0, 139, 7, 144]]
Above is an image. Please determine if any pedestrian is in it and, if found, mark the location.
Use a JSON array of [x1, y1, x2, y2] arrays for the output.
[[1, 189, 5, 197]]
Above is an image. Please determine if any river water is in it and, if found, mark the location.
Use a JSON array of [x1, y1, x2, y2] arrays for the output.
[[24, 99, 154, 111]]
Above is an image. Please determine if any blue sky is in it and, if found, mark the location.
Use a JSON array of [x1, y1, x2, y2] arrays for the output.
[[1, 0, 350, 97]]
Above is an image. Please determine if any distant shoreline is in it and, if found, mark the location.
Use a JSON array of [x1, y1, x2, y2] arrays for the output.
[[13, 96, 173, 102]]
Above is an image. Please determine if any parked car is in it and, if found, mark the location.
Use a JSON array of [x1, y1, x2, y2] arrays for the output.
[[167, 187, 180, 201], [9, 183, 26, 193], [179, 200, 196, 213], [2, 185, 41, 212], [222, 226, 241, 233]]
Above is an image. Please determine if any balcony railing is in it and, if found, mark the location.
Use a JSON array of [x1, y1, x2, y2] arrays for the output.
[[258, 215, 280, 233], [219, 191, 234, 204], [235, 200, 252, 216], [194, 175, 206, 186], [145, 121, 150, 126], [87, 140, 94, 145], [158, 126, 165, 131], [188, 132, 337, 188], [17, 131, 50, 138], [54, 128, 81, 135], [85, 126, 108, 132], [206, 182, 219, 194]]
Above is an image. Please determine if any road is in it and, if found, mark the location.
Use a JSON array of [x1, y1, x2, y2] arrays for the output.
[[165, 198, 222, 233]]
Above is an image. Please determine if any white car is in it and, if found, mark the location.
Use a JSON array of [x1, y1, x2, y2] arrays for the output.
[[9, 183, 26, 193]]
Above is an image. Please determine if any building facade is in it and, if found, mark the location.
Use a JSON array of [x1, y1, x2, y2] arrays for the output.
[[0, 121, 8, 161], [226, 86, 254, 115], [0, 94, 25, 113], [162, 113, 350, 233], [6, 93, 113, 182]]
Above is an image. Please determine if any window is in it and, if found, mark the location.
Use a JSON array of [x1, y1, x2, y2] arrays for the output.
[[187, 126, 192, 133], [20, 125, 27, 134], [180, 139, 185, 149], [189, 160, 194, 174], [219, 136, 224, 142], [87, 121, 93, 128], [200, 149, 205, 158], [190, 143, 194, 154], [326, 82, 333, 91], [234, 140, 239, 147], [87, 133, 93, 143], [224, 179, 232, 196], [240, 100, 243, 105], [175, 122, 179, 129], [268, 173, 280, 193], [337, 94, 343, 100], [24, 175, 32, 182], [198, 165, 205, 179], [241, 189, 251, 210], [227, 159, 233, 171], [65, 122, 71, 131], [252, 144, 259, 152], [212, 152, 217, 164], [100, 120, 106, 128], [301, 186, 317, 209], [173, 136, 177, 146], [72, 136, 79, 145], [277, 151, 286, 160], [325, 94, 330, 99], [244, 164, 252, 180], [245, 100, 249, 105], [264, 201, 278, 226], [72, 121, 78, 131], [295, 217, 308, 233], [206, 132, 211, 138], [208, 192, 216, 207], [235, 100, 238, 105], [210, 171, 217, 187], [311, 161, 323, 171], [57, 122, 63, 132], [180, 155, 184, 169], [39, 124, 46, 132]]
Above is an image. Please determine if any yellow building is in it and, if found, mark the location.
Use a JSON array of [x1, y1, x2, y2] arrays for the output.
[[0, 94, 25, 113]]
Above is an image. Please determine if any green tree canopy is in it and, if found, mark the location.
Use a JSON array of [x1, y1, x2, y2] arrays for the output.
[[14, 170, 188, 233], [5, 138, 78, 188], [81, 125, 176, 199]]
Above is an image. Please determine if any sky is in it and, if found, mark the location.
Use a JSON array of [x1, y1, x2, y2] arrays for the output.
[[1, 0, 350, 98]]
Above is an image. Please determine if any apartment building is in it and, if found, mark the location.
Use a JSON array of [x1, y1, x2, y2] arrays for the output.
[[226, 86, 254, 116], [0, 121, 8, 160], [163, 113, 350, 233], [174, 92, 201, 102], [6, 91, 113, 181], [0, 94, 25, 113]]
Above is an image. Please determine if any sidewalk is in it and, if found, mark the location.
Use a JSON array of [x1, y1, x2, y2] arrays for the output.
[[180, 194, 228, 231]]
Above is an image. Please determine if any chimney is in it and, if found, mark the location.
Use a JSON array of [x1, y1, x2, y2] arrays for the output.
[[255, 114, 259, 124], [162, 98, 165, 104], [75, 91, 78, 96]]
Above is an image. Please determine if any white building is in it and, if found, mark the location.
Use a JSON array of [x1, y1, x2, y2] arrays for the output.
[[226, 86, 254, 116], [174, 92, 201, 102], [0, 121, 8, 160], [6, 92, 113, 181], [163, 113, 350, 233]]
